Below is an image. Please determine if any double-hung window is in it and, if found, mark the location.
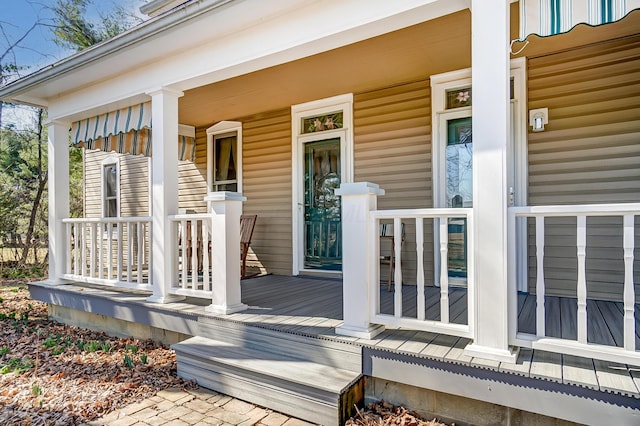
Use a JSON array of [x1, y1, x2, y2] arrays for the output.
[[102, 157, 120, 220], [207, 121, 242, 193]]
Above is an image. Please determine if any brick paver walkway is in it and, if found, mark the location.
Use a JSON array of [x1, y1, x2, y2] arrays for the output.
[[88, 387, 316, 426]]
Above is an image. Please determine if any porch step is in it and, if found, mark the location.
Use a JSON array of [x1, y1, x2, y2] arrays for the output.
[[173, 335, 363, 426]]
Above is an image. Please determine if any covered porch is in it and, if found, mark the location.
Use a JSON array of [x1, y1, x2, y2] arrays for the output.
[[40, 0, 639, 371]]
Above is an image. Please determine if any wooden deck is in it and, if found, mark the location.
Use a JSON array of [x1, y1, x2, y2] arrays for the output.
[[222, 275, 640, 399], [31, 274, 640, 400]]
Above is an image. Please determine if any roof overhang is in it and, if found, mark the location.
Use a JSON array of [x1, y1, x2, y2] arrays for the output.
[[0, 0, 471, 122]]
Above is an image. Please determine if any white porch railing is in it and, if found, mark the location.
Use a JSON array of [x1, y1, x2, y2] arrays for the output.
[[62, 217, 152, 290], [508, 203, 640, 366], [168, 213, 213, 298], [369, 208, 474, 338]]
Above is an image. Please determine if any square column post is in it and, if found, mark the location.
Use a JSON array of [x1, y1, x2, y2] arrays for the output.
[[204, 191, 248, 314], [335, 182, 385, 339], [46, 120, 71, 284], [464, 0, 518, 362], [147, 88, 185, 303]]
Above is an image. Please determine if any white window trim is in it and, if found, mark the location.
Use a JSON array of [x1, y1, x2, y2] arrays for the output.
[[206, 120, 243, 193], [291, 93, 354, 276], [101, 155, 120, 219], [430, 58, 528, 290]]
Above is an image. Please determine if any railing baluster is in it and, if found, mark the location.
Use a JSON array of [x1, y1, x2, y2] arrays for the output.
[[90, 223, 97, 278], [622, 214, 635, 351], [107, 222, 113, 280], [65, 222, 72, 274], [191, 219, 199, 290], [416, 217, 425, 321], [439, 217, 449, 324], [147, 223, 152, 284], [393, 217, 403, 317], [73, 223, 80, 275], [181, 219, 188, 289], [202, 218, 210, 292], [371, 217, 381, 321], [576, 215, 587, 344], [116, 222, 123, 281], [81, 223, 87, 277], [535, 216, 545, 337], [127, 222, 133, 283], [137, 222, 144, 284], [98, 224, 104, 280]]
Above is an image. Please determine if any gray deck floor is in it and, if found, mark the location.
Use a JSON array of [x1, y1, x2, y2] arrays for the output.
[[229, 275, 640, 398], [45, 274, 640, 399]]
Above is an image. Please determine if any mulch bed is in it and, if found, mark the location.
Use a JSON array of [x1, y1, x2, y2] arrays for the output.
[[347, 400, 453, 426], [0, 280, 194, 425]]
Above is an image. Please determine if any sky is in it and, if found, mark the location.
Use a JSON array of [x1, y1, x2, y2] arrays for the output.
[[1, 0, 146, 75]]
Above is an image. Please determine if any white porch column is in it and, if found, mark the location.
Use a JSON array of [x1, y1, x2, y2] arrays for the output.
[[204, 191, 248, 314], [464, 0, 518, 362], [46, 120, 71, 284], [147, 88, 185, 303], [335, 182, 385, 339]]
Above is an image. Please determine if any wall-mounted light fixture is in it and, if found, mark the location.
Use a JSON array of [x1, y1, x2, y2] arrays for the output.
[[529, 108, 548, 132]]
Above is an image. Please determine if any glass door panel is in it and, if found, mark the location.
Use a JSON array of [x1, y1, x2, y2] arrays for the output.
[[304, 138, 341, 270], [445, 117, 472, 279]]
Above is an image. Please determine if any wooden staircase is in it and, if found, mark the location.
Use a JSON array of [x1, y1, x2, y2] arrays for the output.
[[172, 318, 364, 425]]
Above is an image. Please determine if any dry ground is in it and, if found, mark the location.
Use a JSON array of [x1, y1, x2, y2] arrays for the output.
[[0, 280, 194, 425]]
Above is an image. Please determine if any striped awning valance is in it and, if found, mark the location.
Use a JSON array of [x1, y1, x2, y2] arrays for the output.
[[72, 102, 152, 145], [519, 0, 640, 39], [71, 102, 196, 161]]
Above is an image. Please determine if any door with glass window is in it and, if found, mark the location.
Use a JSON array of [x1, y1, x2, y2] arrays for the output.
[[303, 139, 341, 270], [440, 106, 516, 282], [444, 116, 472, 279]]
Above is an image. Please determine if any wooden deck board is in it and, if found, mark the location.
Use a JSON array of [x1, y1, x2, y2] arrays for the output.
[[593, 360, 639, 394], [546, 296, 562, 339], [559, 297, 577, 341], [396, 331, 438, 355], [375, 329, 420, 351], [587, 299, 617, 347], [499, 347, 533, 376], [562, 354, 598, 389], [443, 337, 473, 364], [595, 300, 624, 347], [420, 333, 459, 360], [530, 350, 563, 381], [518, 294, 536, 334], [447, 289, 468, 325]]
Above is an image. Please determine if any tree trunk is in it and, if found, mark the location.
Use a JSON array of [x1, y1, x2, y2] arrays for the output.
[[20, 108, 47, 264]]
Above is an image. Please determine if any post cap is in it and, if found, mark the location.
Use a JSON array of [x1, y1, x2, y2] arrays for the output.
[[204, 191, 247, 202], [335, 182, 385, 196]]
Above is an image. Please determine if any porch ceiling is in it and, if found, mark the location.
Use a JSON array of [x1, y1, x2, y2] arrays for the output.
[[177, 6, 640, 129], [177, 10, 474, 128]]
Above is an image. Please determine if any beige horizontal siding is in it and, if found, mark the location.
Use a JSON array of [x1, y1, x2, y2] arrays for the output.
[[84, 151, 150, 218], [354, 80, 433, 285], [177, 126, 208, 214], [240, 109, 293, 276], [527, 35, 640, 302]]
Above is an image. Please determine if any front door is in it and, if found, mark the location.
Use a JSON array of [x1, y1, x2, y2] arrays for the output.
[[303, 139, 341, 270]]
